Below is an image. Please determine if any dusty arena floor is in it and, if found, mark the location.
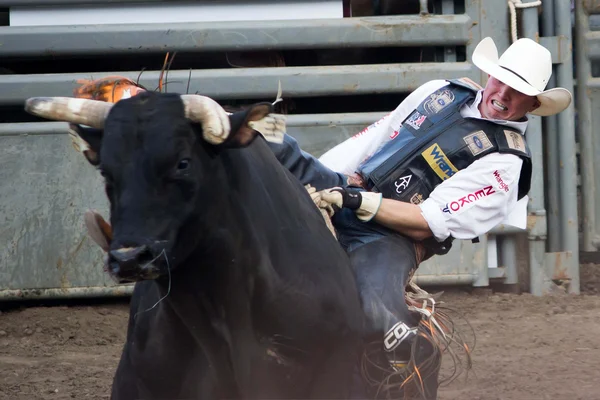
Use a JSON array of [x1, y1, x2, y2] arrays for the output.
[[1, 264, 599, 400]]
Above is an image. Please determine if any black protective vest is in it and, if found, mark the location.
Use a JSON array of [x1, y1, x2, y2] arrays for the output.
[[357, 78, 533, 206]]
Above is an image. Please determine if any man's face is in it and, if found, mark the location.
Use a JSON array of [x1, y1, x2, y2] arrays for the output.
[[479, 75, 541, 121]]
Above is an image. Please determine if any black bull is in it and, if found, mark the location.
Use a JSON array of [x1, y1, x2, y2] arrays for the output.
[[25, 91, 368, 399]]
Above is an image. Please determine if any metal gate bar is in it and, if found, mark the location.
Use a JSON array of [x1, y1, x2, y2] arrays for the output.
[[0, 15, 472, 56], [0, 63, 478, 104], [0, 0, 166, 4]]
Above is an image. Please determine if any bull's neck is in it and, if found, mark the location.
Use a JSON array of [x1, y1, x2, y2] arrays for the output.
[[179, 148, 265, 265]]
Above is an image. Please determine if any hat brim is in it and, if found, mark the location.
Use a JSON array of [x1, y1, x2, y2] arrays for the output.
[[472, 37, 572, 117]]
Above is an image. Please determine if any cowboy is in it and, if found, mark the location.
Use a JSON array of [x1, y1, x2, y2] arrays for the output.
[[267, 36, 572, 399]]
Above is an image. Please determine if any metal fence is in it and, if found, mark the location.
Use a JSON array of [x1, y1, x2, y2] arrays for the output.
[[576, 0, 600, 256], [0, 0, 582, 299]]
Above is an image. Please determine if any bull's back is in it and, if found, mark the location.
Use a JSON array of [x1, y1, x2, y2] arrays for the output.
[[223, 139, 363, 336]]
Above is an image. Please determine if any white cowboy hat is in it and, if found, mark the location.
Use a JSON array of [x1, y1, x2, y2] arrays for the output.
[[472, 37, 572, 116]]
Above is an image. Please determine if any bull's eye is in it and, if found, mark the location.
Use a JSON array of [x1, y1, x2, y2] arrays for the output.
[[177, 158, 191, 171]]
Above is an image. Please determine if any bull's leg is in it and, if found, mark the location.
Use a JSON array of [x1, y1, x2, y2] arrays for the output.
[[346, 235, 441, 400], [111, 282, 217, 400], [311, 337, 364, 399]]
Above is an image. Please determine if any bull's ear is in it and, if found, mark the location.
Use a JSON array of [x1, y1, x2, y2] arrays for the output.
[[68, 123, 104, 166], [223, 102, 286, 148]]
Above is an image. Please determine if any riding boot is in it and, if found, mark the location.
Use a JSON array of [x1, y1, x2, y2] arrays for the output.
[[345, 234, 441, 400]]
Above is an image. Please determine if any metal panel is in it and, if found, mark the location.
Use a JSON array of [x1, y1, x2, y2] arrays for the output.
[[585, 31, 600, 59], [0, 133, 111, 293], [0, 15, 473, 56], [0, 122, 68, 136], [286, 112, 384, 157], [0, 0, 169, 4], [576, 1, 597, 251], [583, 0, 600, 14], [589, 86, 600, 250], [416, 234, 488, 286], [0, 0, 323, 4], [0, 63, 478, 105]]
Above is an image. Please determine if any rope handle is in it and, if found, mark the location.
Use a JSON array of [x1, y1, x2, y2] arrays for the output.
[[508, 0, 543, 43]]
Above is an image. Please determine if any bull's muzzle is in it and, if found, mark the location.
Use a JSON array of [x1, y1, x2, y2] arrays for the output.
[[108, 245, 161, 283]]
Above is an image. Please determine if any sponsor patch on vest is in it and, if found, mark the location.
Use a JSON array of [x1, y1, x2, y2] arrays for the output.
[[463, 130, 493, 156], [394, 174, 412, 194], [442, 185, 497, 215], [504, 130, 526, 153], [410, 193, 424, 205], [404, 110, 427, 130], [423, 89, 456, 114], [421, 143, 458, 181]]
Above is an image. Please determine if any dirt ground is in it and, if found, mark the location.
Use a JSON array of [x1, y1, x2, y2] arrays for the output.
[[1, 264, 600, 400]]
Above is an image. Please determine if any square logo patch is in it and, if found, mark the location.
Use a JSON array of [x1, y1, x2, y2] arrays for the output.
[[463, 130, 493, 156], [423, 89, 455, 114], [504, 130, 527, 153]]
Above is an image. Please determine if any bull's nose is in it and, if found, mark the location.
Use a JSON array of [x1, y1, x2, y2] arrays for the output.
[[108, 245, 159, 282], [109, 245, 150, 265]]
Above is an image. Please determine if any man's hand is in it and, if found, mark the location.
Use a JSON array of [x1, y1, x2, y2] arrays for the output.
[[320, 187, 383, 222], [305, 184, 336, 217]]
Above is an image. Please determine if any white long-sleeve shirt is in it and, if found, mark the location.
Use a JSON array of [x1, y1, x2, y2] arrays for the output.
[[318, 79, 530, 242]]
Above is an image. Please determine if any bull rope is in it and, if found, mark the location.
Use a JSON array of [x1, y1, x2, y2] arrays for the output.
[[305, 185, 474, 399]]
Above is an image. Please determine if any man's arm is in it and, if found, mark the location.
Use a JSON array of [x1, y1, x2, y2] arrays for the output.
[[417, 153, 523, 241], [322, 152, 524, 242], [372, 200, 433, 241], [319, 189, 432, 240]]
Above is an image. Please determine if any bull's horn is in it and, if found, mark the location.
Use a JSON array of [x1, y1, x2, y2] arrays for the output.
[[24, 97, 113, 129], [180, 94, 231, 145]]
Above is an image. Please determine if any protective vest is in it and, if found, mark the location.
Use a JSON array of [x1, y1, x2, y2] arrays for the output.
[[357, 78, 533, 206]]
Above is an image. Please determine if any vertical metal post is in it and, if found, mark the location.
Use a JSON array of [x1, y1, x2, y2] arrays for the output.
[[575, 0, 596, 252], [541, 0, 561, 252], [555, 0, 581, 294], [501, 236, 519, 284], [464, 0, 492, 83], [441, 0, 457, 62], [473, 234, 490, 287], [465, 0, 517, 287], [521, 1, 551, 296], [463, 0, 488, 284]]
